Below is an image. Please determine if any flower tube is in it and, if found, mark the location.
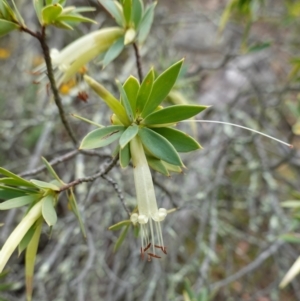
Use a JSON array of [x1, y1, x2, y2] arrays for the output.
[[130, 136, 167, 260]]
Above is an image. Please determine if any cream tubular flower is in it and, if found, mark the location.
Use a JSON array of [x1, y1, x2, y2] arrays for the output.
[[0, 201, 42, 273], [36, 27, 124, 86], [130, 136, 167, 260]]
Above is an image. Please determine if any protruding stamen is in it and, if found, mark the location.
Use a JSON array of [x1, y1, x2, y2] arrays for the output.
[[144, 242, 151, 252], [148, 253, 161, 259], [181, 120, 292, 148]]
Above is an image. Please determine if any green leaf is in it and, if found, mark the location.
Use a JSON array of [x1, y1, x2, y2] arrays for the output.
[[152, 127, 201, 152], [143, 104, 207, 125], [10, 0, 25, 26], [52, 20, 73, 30], [0, 177, 37, 188], [30, 179, 60, 191], [136, 68, 154, 114], [102, 36, 125, 68], [119, 124, 138, 148], [120, 143, 131, 168], [114, 224, 130, 252], [42, 3, 63, 24], [0, 19, 19, 38], [108, 220, 131, 231], [162, 161, 182, 173], [80, 125, 125, 150], [42, 194, 57, 226], [0, 186, 30, 200], [116, 80, 134, 122], [138, 127, 183, 166], [122, 0, 131, 25], [18, 224, 36, 255], [98, 0, 125, 26], [56, 14, 97, 24], [68, 189, 86, 238], [41, 157, 64, 185], [147, 156, 169, 176], [84, 75, 130, 126], [25, 218, 42, 301], [137, 2, 156, 43], [131, 0, 143, 28], [72, 7, 96, 13], [33, 0, 43, 24], [0, 194, 39, 210], [141, 59, 184, 117], [123, 76, 139, 114], [71, 114, 104, 128]]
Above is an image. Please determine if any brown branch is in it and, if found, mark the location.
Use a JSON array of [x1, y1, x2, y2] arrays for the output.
[[133, 42, 143, 83], [59, 155, 119, 192], [21, 25, 77, 146], [19, 150, 111, 178]]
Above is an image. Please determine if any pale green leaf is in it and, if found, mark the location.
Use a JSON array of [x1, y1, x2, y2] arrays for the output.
[[42, 195, 57, 226], [33, 0, 44, 24], [0, 19, 19, 38], [41, 157, 64, 184], [138, 127, 183, 166], [80, 125, 125, 150], [137, 2, 156, 43], [30, 179, 60, 191], [108, 220, 131, 231], [119, 124, 138, 148], [42, 3, 63, 24], [123, 76, 139, 114], [114, 224, 130, 252], [0, 194, 39, 210], [141, 59, 184, 117], [102, 36, 125, 68], [136, 68, 154, 114], [120, 143, 131, 168], [116, 80, 134, 122]]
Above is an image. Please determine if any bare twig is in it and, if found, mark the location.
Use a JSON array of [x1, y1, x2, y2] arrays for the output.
[[59, 156, 119, 192], [133, 42, 143, 83], [102, 174, 130, 216]]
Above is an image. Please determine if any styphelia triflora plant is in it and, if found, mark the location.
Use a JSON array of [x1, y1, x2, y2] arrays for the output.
[[79, 60, 208, 259], [0, 0, 295, 299]]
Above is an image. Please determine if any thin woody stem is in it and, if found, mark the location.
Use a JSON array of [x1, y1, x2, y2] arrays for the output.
[[133, 42, 143, 83], [59, 155, 119, 192], [38, 27, 78, 146]]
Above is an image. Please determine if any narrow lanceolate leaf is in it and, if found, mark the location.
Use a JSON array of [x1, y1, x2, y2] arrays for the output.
[[116, 80, 134, 122], [56, 14, 97, 24], [42, 195, 57, 227], [25, 218, 42, 301], [162, 161, 182, 173], [42, 4, 63, 24], [152, 127, 201, 152], [120, 144, 131, 168], [0, 186, 29, 200], [10, 0, 25, 26], [114, 224, 130, 252], [18, 224, 36, 255], [68, 189, 86, 238], [98, 0, 124, 26], [84, 75, 130, 126], [0, 19, 19, 38], [142, 105, 207, 125], [141, 59, 184, 117], [33, 0, 44, 24], [119, 124, 139, 148], [80, 125, 125, 150], [138, 127, 183, 166], [146, 156, 169, 176], [30, 179, 60, 191], [0, 177, 40, 188], [123, 76, 140, 114], [0, 194, 40, 210], [122, 0, 132, 25], [108, 220, 131, 231], [136, 68, 154, 114], [41, 157, 65, 185], [137, 2, 156, 44], [103, 36, 125, 68], [52, 20, 73, 30], [0, 167, 36, 188], [131, 0, 143, 28], [71, 114, 104, 128]]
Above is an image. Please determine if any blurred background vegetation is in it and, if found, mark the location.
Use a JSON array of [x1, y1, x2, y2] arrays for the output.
[[1, 0, 300, 300]]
